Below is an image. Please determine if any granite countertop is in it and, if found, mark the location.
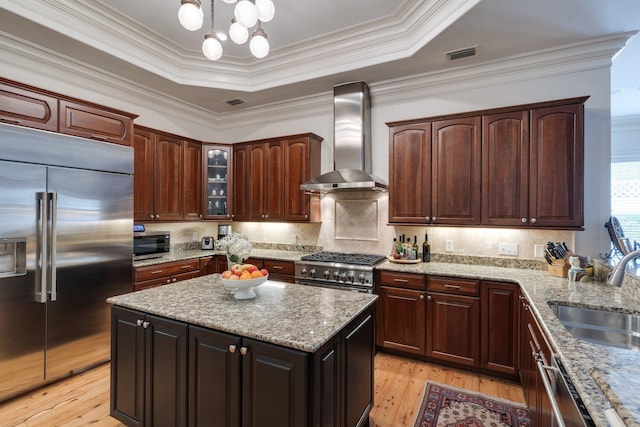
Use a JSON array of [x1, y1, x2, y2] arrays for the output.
[[108, 275, 377, 353], [377, 260, 640, 427], [133, 248, 311, 268]]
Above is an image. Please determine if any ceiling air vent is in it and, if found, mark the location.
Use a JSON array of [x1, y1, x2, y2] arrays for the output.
[[445, 46, 477, 61], [226, 98, 246, 106]]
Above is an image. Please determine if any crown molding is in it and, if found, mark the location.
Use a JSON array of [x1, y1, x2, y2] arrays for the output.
[[1, 0, 480, 91]]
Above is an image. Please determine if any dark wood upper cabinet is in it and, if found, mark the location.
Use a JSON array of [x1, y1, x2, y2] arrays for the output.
[[1, 78, 137, 145], [234, 133, 322, 223], [59, 99, 134, 146], [182, 140, 202, 221], [387, 97, 587, 229], [153, 134, 184, 221], [0, 79, 58, 132], [529, 103, 584, 228], [388, 123, 432, 223], [133, 126, 202, 222], [431, 117, 482, 225]]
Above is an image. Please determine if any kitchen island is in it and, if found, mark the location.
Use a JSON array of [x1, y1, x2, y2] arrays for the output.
[[377, 260, 640, 427], [107, 275, 377, 427]]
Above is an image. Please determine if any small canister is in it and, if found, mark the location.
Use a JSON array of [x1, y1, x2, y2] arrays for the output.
[[568, 256, 588, 282]]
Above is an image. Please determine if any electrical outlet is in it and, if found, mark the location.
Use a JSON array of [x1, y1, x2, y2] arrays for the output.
[[534, 244, 545, 258], [498, 243, 518, 256], [445, 240, 454, 252]]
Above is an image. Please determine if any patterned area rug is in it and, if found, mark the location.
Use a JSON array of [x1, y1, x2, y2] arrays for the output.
[[414, 381, 531, 427]]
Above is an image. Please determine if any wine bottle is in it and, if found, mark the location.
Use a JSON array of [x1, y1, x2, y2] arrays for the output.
[[422, 233, 431, 262], [413, 236, 419, 260]]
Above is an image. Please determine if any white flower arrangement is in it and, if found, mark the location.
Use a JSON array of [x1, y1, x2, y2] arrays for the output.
[[216, 232, 252, 263]]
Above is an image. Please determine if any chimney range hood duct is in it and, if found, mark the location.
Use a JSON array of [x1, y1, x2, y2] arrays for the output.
[[300, 82, 388, 193]]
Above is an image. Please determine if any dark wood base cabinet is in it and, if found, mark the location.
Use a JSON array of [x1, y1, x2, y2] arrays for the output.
[[376, 272, 519, 379], [111, 305, 374, 427]]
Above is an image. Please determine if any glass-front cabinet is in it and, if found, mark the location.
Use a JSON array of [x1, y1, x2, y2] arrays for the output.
[[202, 145, 233, 220]]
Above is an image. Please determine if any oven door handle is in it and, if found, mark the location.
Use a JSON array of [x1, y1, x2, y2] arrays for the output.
[[536, 357, 566, 427]]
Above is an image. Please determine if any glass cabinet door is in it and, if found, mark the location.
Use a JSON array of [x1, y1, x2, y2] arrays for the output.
[[203, 145, 232, 219]]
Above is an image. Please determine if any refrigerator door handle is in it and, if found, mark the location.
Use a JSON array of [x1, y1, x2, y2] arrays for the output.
[[35, 192, 47, 303], [49, 192, 57, 301]]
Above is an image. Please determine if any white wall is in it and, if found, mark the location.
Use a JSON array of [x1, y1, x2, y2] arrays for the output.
[[1, 31, 629, 260]]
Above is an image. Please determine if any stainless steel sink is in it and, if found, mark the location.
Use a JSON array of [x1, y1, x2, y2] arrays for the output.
[[548, 302, 640, 351]]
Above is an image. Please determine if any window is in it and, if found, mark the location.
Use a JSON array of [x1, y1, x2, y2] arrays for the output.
[[611, 160, 640, 250]]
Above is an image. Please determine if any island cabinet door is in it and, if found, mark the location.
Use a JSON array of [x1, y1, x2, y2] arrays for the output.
[[188, 326, 241, 427], [111, 306, 146, 427], [145, 314, 188, 427], [241, 338, 308, 427]]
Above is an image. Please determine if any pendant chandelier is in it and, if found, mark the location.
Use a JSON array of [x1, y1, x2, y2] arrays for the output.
[[178, 0, 274, 60]]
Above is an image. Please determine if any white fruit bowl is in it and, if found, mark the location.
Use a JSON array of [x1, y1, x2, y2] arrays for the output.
[[220, 274, 268, 299]]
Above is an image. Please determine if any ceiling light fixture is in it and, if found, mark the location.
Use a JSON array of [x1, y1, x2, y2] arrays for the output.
[[202, 0, 223, 60], [249, 24, 269, 58], [178, 0, 274, 59], [178, 0, 204, 31]]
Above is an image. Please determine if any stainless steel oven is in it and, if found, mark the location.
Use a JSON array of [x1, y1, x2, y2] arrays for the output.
[[294, 251, 387, 293]]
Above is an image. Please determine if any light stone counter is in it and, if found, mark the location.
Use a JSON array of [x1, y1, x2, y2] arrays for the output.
[[108, 275, 377, 353], [133, 248, 311, 268], [377, 260, 640, 427]]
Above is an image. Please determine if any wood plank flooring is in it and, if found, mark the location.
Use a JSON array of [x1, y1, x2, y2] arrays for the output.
[[0, 352, 525, 427]]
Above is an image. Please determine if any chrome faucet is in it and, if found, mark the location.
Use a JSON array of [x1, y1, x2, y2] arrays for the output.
[[607, 248, 640, 286]]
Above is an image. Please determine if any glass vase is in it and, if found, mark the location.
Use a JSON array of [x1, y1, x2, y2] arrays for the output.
[[227, 254, 243, 271]]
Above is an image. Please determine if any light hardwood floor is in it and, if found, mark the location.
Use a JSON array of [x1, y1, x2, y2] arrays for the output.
[[0, 352, 525, 427]]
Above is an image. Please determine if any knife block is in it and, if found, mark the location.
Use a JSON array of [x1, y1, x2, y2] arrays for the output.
[[547, 260, 569, 278]]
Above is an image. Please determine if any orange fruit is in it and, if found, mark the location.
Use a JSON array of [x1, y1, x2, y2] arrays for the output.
[[250, 270, 263, 278]]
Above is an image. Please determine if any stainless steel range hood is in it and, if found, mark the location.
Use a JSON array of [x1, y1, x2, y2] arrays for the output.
[[300, 82, 388, 193]]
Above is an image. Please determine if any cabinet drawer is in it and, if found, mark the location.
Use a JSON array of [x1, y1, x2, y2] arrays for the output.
[[428, 276, 479, 296], [263, 259, 294, 275], [134, 259, 200, 282], [59, 99, 134, 146], [134, 276, 172, 291], [378, 271, 425, 290]]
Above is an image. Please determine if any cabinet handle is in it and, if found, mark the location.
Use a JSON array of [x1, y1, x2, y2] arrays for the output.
[[240, 346, 248, 356], [166, 279, 171, 284], [444, 284, 460, 289], [393, 278, 408, 283], [521, 218, 527, 223], [142, 321, 150, 329], [419, 294, 425, 300], [536, 359, 566, 427], [156, 215, 160, 219], [181, 265, 191, 269], [136, 319, 144, 327], [90, 134, 109, 141], [265, 214, 269, 219], [229, 345, 237, 353], [172, 278, 177, 282], [150, 270, 164, 275], [425, 216, 430, 222], [427, 295, 432, 300], [272, 265, 284, 270], [432, 216, 436, 222], [531, 218, 537, 224], [150, 215, 155, 219]]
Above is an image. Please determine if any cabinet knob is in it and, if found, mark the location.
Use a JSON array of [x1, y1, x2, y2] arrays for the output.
[[521, 218, 527, 223], [427, 295, 432, 301], [136, 319, 143, 327], [432, 216, 436, 222], [172, 278, 177, 282], [150, 215, 154, 219], [419, 294, 425, 300], [166, 279, 171, 284], [229, 344, 237, 353], [240, 346, 248, 356], [142, 321, 150, 329], [265, 214, 269, 219], [156, 215, 160, 219], [531, 218, 537, 224], [425, 216, 430, 222]]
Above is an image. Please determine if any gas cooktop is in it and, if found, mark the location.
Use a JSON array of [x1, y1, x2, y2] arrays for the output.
[[300, 251, 387, 266]]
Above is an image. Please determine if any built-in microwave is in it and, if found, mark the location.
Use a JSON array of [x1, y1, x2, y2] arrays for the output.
[[133, 231, 170, 260]]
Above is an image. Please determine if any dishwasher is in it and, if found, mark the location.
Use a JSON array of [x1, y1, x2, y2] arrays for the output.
[[537, 354, 596, 427]]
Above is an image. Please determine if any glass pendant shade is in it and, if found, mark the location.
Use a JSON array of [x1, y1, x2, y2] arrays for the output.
[[255, 0, 275, 22], [202, 33, 223, 60], [234, 0, 258, 28], [221, 0, 237, 3], [229, 19, 249, 44], [178, 0, 204, 31], [249, 28, 269, 58]]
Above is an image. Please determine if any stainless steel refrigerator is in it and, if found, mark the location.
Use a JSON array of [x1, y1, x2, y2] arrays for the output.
[[0, 123, 133, 402]]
